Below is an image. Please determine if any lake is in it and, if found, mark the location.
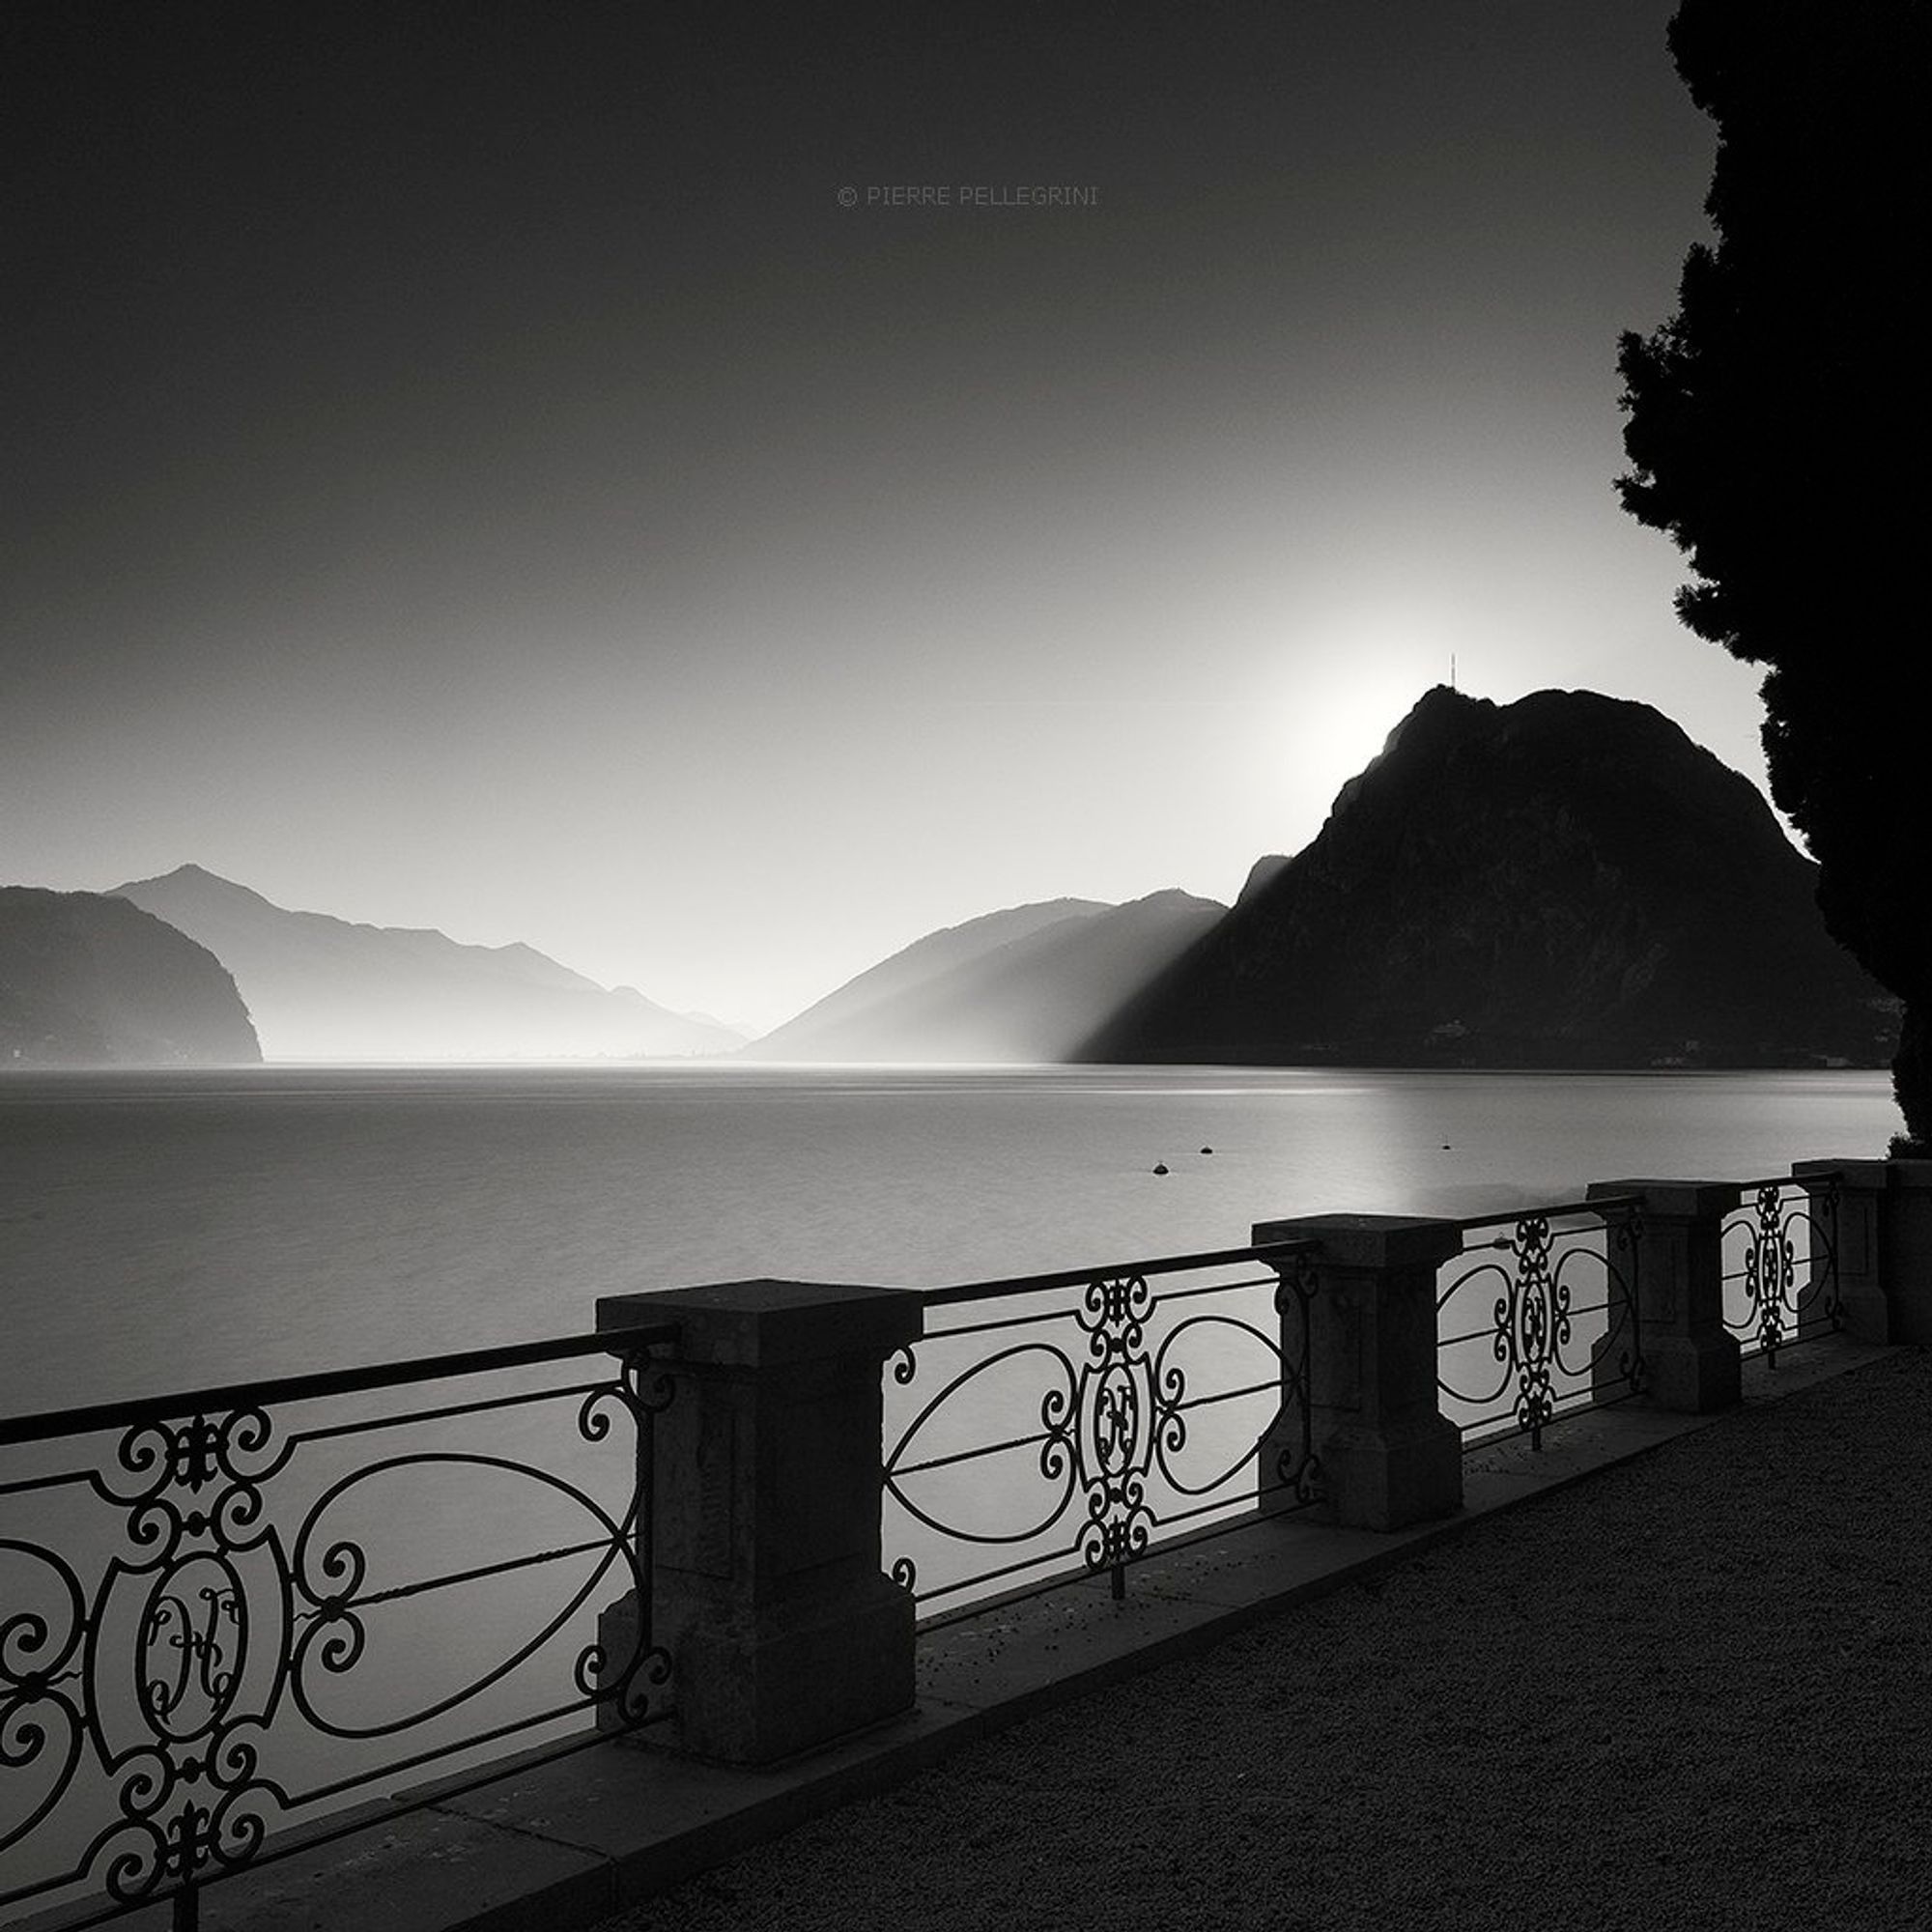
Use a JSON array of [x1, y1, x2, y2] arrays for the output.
[[0, 1063, 1897, 1416]]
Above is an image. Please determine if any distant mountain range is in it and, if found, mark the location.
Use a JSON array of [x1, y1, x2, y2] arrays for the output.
[[1077, 687, 1898, 1068], [0, 687, 1898, 1071], [0, 887, 261, 1065], [110, 866, 743, 1063], [753, 891, 1226, 1062]]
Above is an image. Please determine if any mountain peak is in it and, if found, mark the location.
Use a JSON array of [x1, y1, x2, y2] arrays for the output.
[[114, 864, 278, 910], [1329, 685, 1491, 815], [110, 869, 742, 1062], [1079, 686, 1894, 1069], [1387, 683, 1488, 739]]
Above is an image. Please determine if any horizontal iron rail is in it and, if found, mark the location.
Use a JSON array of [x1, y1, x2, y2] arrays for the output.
[[1439, 1294, 1622, 1350], [290, 1374, 621, 1446], [919, 1238, 1317, 1307], [890, 1372, 1285, 1481], [922, 1269, 1285, 1345], [0, 1321, 680, 1448], [1455, 1194, 1641, 1234], [331, 1529, 629, 1613]]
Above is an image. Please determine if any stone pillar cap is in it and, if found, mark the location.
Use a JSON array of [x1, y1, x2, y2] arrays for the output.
[[1252, 1212, 1461, 1271], [1791, 1157, 1891, 1186], [598, 1280, 921, 1367], [1587, 1179, 1738, 1217]]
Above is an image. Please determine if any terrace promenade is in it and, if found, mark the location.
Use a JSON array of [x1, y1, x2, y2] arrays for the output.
[[105, 1339, 1919, 1931], [589, 1344, 1928, 1931], [16, 1163, 1925, 1931]]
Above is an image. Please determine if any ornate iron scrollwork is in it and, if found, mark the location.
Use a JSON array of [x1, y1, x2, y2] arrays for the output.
[[1069, 1273, 1158, 1595], [1741, 1182, 1795, 1361], [1437, 1206, 1643, 1448], [1725, 1177, 1841, 1364], [0, 1327, 673, 1926], [1269, 1254, 1321, 1506], [883, 1248, 1316, 1615]]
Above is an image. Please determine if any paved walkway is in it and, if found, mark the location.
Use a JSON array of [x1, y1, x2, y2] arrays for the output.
[[592, 1348, 1932, 1932]]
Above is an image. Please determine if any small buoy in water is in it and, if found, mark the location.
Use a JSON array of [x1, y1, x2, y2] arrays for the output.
[[1441, 1143, 1452, 1151], [1200, 1146, 1214, 1155], [1152, 1162, 1169, 1175]]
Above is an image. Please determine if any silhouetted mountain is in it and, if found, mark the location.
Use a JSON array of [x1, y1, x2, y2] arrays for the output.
[[1236, 855, 1292, 904], [111, 866, 741, 1062], [1078, 688, 1899, 1068], [757, 898, 1107, 1053], [756, 892, 1225, 1062], [0, 888, 262, 1065]]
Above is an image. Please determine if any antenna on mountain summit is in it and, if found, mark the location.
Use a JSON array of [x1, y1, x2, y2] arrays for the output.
[[1450, 653, 1457, 691]]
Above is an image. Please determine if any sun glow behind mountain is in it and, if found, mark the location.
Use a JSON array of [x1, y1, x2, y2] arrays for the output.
[[1257, 616, 1465, 830], [2, 2, 1756, 1029]]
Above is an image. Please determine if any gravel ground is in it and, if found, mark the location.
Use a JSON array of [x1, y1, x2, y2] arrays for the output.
[[595, 1352, 1932, 1931]]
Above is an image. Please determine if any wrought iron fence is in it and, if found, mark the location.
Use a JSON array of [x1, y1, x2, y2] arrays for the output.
[[0, 1323, 675, 1931], [1722, 1175, 1842, 1364], [1435, 1199, 1644, 1447], [882, 1241, 1319, 1620]]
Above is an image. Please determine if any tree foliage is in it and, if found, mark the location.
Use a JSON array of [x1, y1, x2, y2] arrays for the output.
[[1616, 0, 1932, 1150]]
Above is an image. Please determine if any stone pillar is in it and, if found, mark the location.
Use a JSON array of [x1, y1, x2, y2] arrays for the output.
[[596, 1279, 921, 1764], [1251, 1214, 1463, 1531], [1880, 1160, 1932, 1343], [1791, 1159, 1889, 1344], [1585, 1181, 1740, 1412]]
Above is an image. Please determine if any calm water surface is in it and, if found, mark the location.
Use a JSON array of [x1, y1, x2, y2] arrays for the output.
[[0, 1063, 1896, 1415]]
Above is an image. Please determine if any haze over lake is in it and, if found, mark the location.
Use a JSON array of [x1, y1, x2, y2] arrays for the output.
[[0, 1065, 1895, 1415]]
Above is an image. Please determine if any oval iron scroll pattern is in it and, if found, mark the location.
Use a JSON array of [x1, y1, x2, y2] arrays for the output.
[[0, 1335, 673, 1928], [884, 1252, 1318, 1616], [1436, 1208, 1643, 1448], [1724, 1179, 1841, 1366]]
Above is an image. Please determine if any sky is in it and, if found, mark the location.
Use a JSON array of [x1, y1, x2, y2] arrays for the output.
[[1, 2, 1756, 1032]]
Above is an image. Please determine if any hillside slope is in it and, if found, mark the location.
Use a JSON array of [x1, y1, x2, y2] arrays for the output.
[[113, 866, 739, 1062], [0, 888, 262, 1065], [758, 892, 1223, 1062]]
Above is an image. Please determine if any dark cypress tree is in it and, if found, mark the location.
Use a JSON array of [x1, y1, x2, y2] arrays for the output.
[[1616, 0, 1931, 1151]]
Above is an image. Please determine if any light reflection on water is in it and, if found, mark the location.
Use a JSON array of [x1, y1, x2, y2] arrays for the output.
[[0, 1064, 1895, 1415]]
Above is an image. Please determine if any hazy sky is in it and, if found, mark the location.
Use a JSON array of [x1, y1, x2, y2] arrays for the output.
[[3, 2, 1750, 1030]]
